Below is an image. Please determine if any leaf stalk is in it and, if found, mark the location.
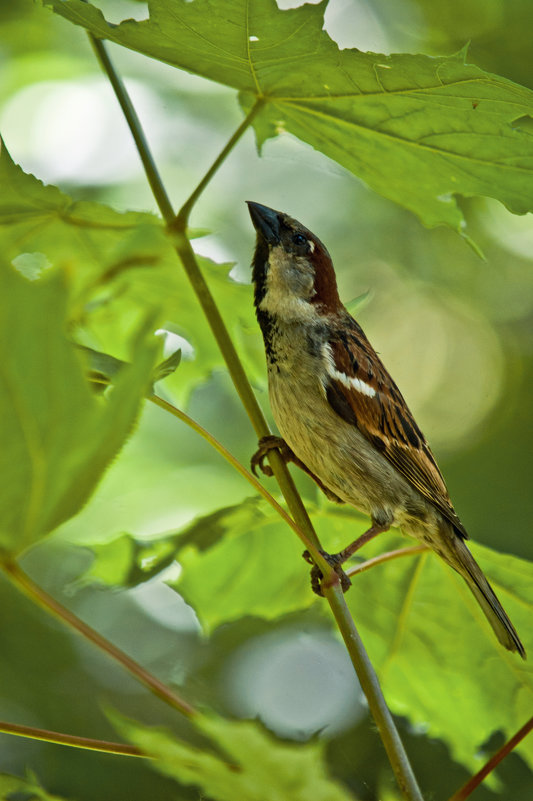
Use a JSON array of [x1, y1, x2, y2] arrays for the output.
[[0, 719, 147, 758], [1, 558, 195, 719], [447, 715, 533, 801], [175, 98, 265, 227]]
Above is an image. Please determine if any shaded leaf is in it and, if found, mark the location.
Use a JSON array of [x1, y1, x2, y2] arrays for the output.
[[76, 344, 126, 392], [45, 0, 533, 232], [70, 530, 182, 590], [0, 264, 157, 554], [110, 708, 358, 801], [0, 771, 69, 801], [152, 347, 182, 382], [76, 343, 181, 391]]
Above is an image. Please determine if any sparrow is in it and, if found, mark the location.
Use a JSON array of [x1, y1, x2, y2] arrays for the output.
[[247, 201, 525, 658]]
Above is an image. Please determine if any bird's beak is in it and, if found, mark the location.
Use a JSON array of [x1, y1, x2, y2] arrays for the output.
[[246, 201, 281, 245]]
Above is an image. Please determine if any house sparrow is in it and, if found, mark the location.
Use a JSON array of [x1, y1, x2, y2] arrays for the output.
[[247, 201, 525, 658]]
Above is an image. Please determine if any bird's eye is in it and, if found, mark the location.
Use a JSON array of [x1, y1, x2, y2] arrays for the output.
[[292, 233, 307, 247]]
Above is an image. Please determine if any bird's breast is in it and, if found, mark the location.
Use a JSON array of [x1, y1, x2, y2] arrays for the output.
[[265, 325, 427, 525]]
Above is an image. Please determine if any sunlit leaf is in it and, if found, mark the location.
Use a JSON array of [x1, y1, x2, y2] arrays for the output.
[[0, 140, 262, 400], [161, 498, 533, 772], [170, 500, 318, 630], [0, 263, 157, 554], [45, 0, 533, 232], [0, 137, 167, 304], [340, 532, 533, 773], [110, 708, 358, 801], [72, 499, 311, 616]]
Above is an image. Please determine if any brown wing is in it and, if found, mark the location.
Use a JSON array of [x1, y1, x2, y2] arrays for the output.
[[325, 314, 468, 539]]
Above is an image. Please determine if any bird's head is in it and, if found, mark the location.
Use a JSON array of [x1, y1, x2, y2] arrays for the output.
[[247, 201, 341, 321]]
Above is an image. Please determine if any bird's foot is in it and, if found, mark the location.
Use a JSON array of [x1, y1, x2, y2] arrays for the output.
[[302, 549, 352, 596], [251, 435, 292, 477]]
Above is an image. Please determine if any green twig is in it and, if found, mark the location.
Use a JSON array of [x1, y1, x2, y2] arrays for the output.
[[448, 715, 533, 801], [87, 35, 174, 223], [176, 98, 265, 227], [346, 545, 429, 578], [149, 393, 317, 554], [0, 719, 146, 758], [325, 582, 425, 801], [87, 31, 323, 560], [1, 559, 195, 719], [88, 33, 424, 800]]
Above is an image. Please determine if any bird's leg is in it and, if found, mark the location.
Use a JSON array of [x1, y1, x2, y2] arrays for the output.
[[303, 521, 390, 597], [333, 522, 390, 563], [251, 436, 344, 503]]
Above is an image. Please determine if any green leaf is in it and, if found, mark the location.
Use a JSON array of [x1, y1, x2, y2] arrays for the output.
[[0, 141, 262, 400], [340, 533, 533, 774], [152, 347, 182, 383], [169, 500, 321, 631], [0, 264, 158, 555], [70, 529, 183, 590], [164, 499, 533, 772], [110, 709, 358, 801], [167, 502, 371, 632], [76, 343, 181, 391], [0, 138, 167, 305], [76, 345, 128, 392], [71, 499, 313, 618], [45, 0, 533, 231], [0, 771, 69, 801]]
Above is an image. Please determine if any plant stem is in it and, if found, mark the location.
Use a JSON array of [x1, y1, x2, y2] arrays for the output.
[[149, 393, 317, 554], [176, 98, 265, 227], [1, 559, 195, 719], [325, 583, 425, 801], [0, 720, 146, 758], [87, 35, 175, 223], [346, 545, 429, 578], [448, 715, 533, 801], [88, 34, 424, 799], [87, 32, 322, 556]]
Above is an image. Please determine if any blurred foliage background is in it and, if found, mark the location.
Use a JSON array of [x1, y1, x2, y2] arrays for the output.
[[1, 0, 532, 799]]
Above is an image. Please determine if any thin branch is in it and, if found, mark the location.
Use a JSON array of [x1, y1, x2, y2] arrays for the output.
[[87, 31, 324, 559], [0, 720, 146, 758], [346, 545, 429, 578], [88, 35, 175, 223], [88, 34, 424, 800], [325, 582, 425, 801], [149, 394, 317, 554], [176, 98, 265, 227], [447, 716, 533, 801], [1, 559, 196, 719]]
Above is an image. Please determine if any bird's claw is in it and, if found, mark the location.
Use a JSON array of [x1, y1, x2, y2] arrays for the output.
[[251, 435, 290, 477], [302, 549, 352, 596]]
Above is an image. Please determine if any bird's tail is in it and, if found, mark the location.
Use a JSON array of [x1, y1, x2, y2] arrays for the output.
[[440, 531, 525, 658]]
